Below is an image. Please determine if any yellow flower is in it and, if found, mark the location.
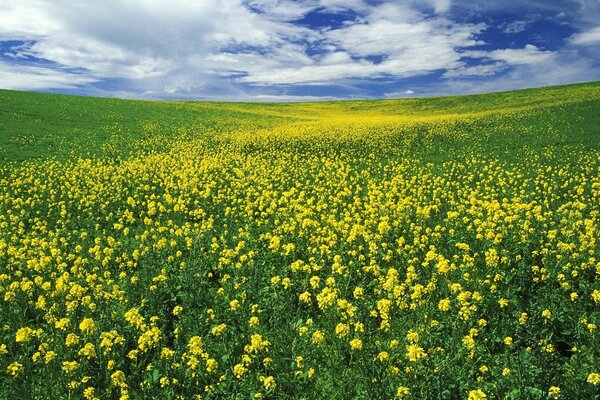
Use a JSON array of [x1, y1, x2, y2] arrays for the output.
[[378, 220, 391, 235], [78, 342, 97, 359], [44, 350, 57, 364], [62, 361, 79, 374], [6, 361, 24, 377], [172, 305, 183, 316], [111, 370, 127, 387], [299, 291, 311, 304], [233, 363, 247, 379], [259, 375, 276, 391], [335, 323, 350, 338], [247, 334, 270, 353], [229, 299, 240, 310], [377, 351, 389, 362], [468, 389, 487, 400], [124, 308, 145, 330], [188, 336, 204, 355], [211, 324, 227, 336], [206, 358, 218, 373], [548, 386, 560, 398], [587, 372, 600, 385], [406, 344, 426, 362], [15, 327, 34, 343], [396, 386, 410, 399], [406, 330, 419, 344], [312, 330, 325, 346], [79, 318, 97, 335], [349, 338, 363, 350], [353, 287, 364, 299], [504, 336, 513, 346], [137, 327, 161, 351], [438, 299, 451, 311], [519, 312, 528, 325]]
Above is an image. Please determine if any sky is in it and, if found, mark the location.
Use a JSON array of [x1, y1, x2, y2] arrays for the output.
[[1, 0, 599, 101]]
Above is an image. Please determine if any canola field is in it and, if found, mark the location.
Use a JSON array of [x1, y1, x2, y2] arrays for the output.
[[0, 82, 599, 399]]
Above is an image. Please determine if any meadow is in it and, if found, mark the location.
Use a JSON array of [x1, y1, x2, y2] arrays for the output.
[[0, 82, 599, 399]]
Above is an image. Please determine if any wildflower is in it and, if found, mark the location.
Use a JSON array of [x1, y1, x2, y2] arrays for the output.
[[396, 386, 410, 398], [259, 375, 276, 391], [249, 316, 260, 327], [587, 372, 600, 385], [62, 361, 79, 374], [438, 298, 451, 311], [312, 330, 325, 346], [211, 324, 227, 336], [353, 287, 364, 299], [519, 312, 528, 325], [111, 370, 127, 387], [335, 323, 350, 338], [15, 327, 34, 343], [299, 291, 311, 304], [349, 338, 363, 350], [45, 351, 57, 363], [138, 327, 161, 351], [78, 342, 97, 359], [188, 336, 203, 355], [6, 361, 23, 376], [406, 344, 426, 362], [468, 389, 487, 400], [206, 358, 218, 373], [233, 363, 247, 379], [172, 306, 183, 316], [79, 318, 97, 335], [377, 351, 389, 362], [248, 334, 270, 353], [548, 386, 560, 399]]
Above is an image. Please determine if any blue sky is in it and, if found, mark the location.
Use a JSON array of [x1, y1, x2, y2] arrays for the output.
[[1, 0, 599, 100]]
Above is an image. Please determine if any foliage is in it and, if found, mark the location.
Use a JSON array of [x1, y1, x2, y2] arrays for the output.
[[0, 82, 599, 399]]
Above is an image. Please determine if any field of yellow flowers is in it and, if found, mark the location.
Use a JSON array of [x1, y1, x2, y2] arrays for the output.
[[0, 82, 599, 399]]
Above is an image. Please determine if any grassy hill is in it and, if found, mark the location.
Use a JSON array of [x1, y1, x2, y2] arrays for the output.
[[1, 81, 599, 162], [0, 82, 599, 399]]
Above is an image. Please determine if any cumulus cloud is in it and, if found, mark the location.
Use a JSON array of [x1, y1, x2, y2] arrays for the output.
[[467, 44, 556, 65], [0, 0, 597, 98], [443, 62, 507, 78], [570, 26, 600, 45], [0, 61, 97, 90], [240, 3, 485, 84]]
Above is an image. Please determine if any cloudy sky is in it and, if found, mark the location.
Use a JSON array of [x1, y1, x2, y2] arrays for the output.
[[1, 0, 599, 100]]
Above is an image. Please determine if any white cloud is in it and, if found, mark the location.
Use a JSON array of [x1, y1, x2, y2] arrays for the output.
[[241, 3, 485, 85], [466, 44, 556, 65], [0, 61, 97, 90], [570, 26, 600, 45], [0, 0, 596, 98], [501, 20, 529, 33], [405, 89, 415, 94], [443, 62, 506, 77]]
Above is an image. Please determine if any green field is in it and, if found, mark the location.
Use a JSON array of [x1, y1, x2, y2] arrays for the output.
[[0, 82, 599, 399]]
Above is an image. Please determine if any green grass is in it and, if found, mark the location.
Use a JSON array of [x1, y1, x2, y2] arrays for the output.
[[0, 82, 599, 400], [1, 81, 599, 162]]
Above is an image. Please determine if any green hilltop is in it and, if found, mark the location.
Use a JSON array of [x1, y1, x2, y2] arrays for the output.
[[1, 81, 599, 162]]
